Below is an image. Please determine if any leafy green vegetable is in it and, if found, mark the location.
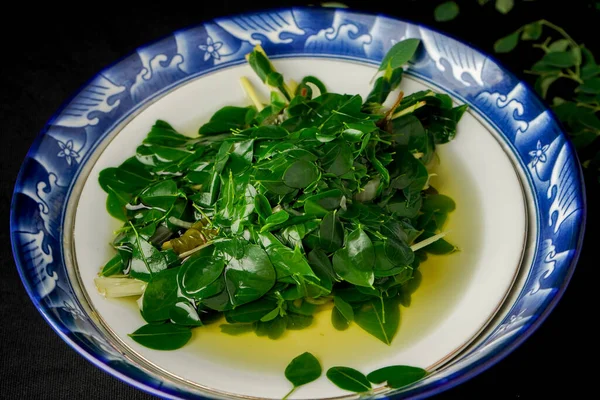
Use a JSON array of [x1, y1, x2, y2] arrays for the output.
[[494, 19, 599, 181], [326, 366, 372, 393], [378, 39, 421, 73], [367, 365, 428, 388], [283, 352, 322, 399], [100, 253, 124, 277], [354, 298, 400, 345], [142, 267, 180, 322], [169, 301, 203, 326], [495, 0, 514, 14], [331, 307, 351, 330], [223, 244, 276, 307], [494, 30, 520, 53], [178, 253, 225, 300], [434, 2, 460, 22], [333, 296, 354, 322], [97, 39, 460, 351], [128, 323, 192, 350]]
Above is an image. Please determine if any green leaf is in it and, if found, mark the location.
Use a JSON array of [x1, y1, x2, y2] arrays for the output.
[[308, 248, 338, 282], [225, 298, 276, 323], [105, 188, 130, 221], [304, 189, 343, 216], [284, 352, 322, 397], [333, 247, 374, 287], [494, 30, 520, 53], [223, 243, 276, 307], [322, 141, 353, 176], [254, 193, 273, 220], [252, 125, 289, 139], [582, 65, 600, 80], [98, 157, 154, 194], [100, 253, 124, 277], [288, 299, 317, 316], [366, 365, 427, 388], [331, 307, 351, 330], [434, 2, 459, 22], [422, 194, 456, 213], [418, 231, 458, 254], [334, 296, 354, 322], [535, 74, 560, 98], [354, 298, 400, 345], [261, 210, 290, 231], [363, 68, 404, 110], [384, 238, 415, 266], [142, 267, 180, 322], [202, 287, 233, 312], [139, 180, 178, 210], [326, 367, 372, 393], [378, 39, 421, 72], [284, 160, 319, 189], [542, 51, 578, 68], [577, 78, 600, 94], [495, 0, 514, 14], [199, 106, 254, 135], [346, 228, 375, 271], [286, 313, 314, 330], [178, 253, 225, 300], [571, 46, 582, 67], [260, 307, 280, 322], [130, 236, 167, 282], [267, 244, 318, 281], [319, 211, 344, 253], [169, 301, 203, 326], [255, 316, 287, 339], [247, 47, 291, 100], [128, 323, 192, 350], [521, 22, 542, 41], [548, 39, 570, 53]]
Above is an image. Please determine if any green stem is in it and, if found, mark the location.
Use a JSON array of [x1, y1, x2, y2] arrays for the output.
[[565, 69, 584, 84], [524, 70, 583, 84], [532, 37, 552, 53], [282, 387, 296, 400], [539, 20, 582, 77], [576, 102, 600, 112]]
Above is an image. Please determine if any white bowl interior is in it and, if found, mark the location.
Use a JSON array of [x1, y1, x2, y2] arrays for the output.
[[72, 59, 526, 399]]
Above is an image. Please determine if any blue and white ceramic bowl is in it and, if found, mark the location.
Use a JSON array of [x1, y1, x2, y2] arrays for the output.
[[10, 7, 585, 400]]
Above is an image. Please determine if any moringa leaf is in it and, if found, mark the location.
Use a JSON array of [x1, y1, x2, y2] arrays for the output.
[[495, 0, 514, 14], [434, 1, 460, 22], [142, 267, 180, 322], [378, 39, 421, 72], [326, 366, 372, 393], [129, 323, 192, 350], [354, 298, 400, 345], [284, 352, 322, 399], [367, 365, 427, 388], [494, 30, 520, 53]]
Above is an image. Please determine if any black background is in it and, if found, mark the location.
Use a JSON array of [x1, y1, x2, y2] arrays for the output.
[[1, 1, 597, 399]]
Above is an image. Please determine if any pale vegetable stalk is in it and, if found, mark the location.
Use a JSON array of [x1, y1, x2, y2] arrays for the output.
[[95, 276, 146, 298]]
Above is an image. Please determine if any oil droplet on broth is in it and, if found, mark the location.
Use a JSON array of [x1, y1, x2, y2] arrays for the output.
[[184, 148, 482, 373]]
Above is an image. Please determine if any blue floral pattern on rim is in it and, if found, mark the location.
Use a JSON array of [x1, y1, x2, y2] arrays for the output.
[[10, 7, 585, 400]]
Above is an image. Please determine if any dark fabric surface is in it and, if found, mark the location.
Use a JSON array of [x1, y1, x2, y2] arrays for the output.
[[1, 2, 597, 399]]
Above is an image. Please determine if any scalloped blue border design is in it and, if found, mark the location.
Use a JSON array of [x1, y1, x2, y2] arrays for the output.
[[10, 7, 585, 400]]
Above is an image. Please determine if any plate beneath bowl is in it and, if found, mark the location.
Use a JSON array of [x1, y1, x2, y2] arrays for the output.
[[11, 7, 585, 400]]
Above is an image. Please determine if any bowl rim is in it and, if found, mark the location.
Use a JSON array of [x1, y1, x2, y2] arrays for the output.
[[10, 6, 586, 400]]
